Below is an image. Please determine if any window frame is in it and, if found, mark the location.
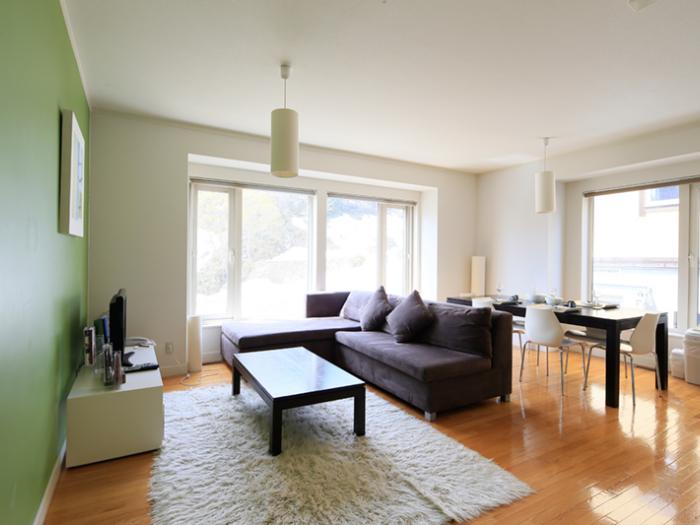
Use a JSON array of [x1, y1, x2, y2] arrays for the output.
[[190, 182, 418, 320], [585, 182, 689, 333], [189, 182, 238, 321], [324, 193, 415, 295]]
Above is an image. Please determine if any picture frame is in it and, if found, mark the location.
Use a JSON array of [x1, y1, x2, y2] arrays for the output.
[[60, 110, 86, 237]]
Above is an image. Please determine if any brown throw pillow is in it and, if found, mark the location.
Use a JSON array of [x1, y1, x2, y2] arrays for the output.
[[360, 286, 394, 331], [386, 290, 434, 343]]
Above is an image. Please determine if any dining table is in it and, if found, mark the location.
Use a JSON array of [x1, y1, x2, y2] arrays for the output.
[[446, 297, 669, 408]]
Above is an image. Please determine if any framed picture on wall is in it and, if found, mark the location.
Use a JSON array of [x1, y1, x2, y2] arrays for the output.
[[60, 110, 85, 237]]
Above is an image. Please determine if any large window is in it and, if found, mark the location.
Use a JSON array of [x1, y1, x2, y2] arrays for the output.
[[191, 184, 415, 319], [590, 186, 679, 328], [326, 197, 379, 291], [240, 189, 310, 318], [326, 196, 413, 295], [191, 183, 312, 319], [193, 187, 232, 316]]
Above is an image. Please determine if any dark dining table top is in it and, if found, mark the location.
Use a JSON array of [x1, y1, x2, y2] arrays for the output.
[[445, 297, 668, 330]]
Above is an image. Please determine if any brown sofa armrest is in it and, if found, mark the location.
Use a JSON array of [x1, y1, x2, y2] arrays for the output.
[[306, 291, 351, 318]]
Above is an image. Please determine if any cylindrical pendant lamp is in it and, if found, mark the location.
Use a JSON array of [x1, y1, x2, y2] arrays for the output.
[[271, 63, 299, 178], [534, 137, 556, 214], [535, 169, 555, 213], [271, 108, 298, 177]]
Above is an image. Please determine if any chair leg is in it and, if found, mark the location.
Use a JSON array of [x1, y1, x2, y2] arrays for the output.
[[546, 346, 549, 376], [584, 345, 594, 391], [519, 341, 527, 382], [629, 355, 636, 407], [559, 348, 565, 395], [654, 353, 662, 397], [565, 349, 570, 374], [624, 355, 628, 379]]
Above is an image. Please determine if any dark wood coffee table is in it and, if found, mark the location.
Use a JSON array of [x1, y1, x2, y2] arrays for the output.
[[231, 346, 366, 455]]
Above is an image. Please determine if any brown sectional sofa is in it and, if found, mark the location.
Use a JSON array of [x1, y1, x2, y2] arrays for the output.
[[220, 291, 513, 419]]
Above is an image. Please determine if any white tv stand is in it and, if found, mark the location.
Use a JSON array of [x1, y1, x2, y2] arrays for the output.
[[66, 345, 163, 467]]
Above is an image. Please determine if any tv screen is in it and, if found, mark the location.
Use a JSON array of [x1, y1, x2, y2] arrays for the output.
[[109, 289, 127, 354]]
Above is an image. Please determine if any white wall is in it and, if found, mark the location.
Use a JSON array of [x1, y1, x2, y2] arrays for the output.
[[476, 121, 700, 301], [89, 110, 477, 375]]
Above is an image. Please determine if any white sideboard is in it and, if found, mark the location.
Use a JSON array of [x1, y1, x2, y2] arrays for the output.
[[66, 346, 163, 468]]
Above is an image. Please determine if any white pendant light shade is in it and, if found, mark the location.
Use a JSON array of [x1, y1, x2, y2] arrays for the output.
[[534, 137, 555, 214], [271, 108, 299, 178], [535, 169, 556, 213]]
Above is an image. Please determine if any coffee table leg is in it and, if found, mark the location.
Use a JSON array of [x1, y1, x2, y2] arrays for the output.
[[232, 365, 240, 396], [270, 403, 282, 456], [354, 390, 365, 436]]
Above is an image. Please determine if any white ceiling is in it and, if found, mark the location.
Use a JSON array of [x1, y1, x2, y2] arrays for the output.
[[63, 0, 700, 173]]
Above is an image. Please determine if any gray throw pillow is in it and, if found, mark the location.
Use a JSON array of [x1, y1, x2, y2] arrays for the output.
[[386, 290, 434, 343], [340, 291, 373, 321], [419, 303, 492, 357], [360, 286, 394, 331]]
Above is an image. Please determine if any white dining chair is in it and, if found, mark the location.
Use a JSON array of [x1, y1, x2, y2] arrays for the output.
[[522, 305, 587, 393], [473, 297, 525, 357], [584, 313, 661, 406]]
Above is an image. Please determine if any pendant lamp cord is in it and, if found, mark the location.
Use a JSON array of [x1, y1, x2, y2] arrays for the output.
[[283, 78, 287, 109], [543, 137, 550, 171]]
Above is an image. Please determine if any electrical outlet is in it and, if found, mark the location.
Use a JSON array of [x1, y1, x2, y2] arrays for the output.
[[165, 342, 174, 354]]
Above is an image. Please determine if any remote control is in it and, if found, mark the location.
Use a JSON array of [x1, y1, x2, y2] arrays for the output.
[[124, 362, 159, 373]]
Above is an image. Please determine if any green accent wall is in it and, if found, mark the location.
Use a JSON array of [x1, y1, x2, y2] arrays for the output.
[[0, 1, 89, 523]]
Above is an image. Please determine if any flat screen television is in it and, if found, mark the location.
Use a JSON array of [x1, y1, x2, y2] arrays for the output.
[[109, 289, 130, 365]]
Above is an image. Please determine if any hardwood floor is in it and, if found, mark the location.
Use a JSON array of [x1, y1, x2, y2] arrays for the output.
[[45, 348, 700, 524]]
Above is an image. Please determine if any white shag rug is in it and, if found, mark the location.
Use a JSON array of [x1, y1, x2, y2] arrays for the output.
[[150, 384, 532, 525]]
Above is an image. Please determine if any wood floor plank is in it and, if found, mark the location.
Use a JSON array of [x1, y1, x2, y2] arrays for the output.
[[44, 348, 700, 524]]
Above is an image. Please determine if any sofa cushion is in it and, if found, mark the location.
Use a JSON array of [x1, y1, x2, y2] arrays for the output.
[[417, 302, 493, 357], [386, 290, 434, 343], [340, 291, 373, 321], [335, 331, 490, 382], [360, 286, 394, 331], [222, 317, 361, 350]]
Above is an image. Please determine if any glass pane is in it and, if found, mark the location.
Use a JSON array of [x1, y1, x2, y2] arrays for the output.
[[385, 207, 408, 295], [592, 187, 679, 327], [195, 190, 229, 315], [326, 197, 378, 291], [240, 189, 309, 319]]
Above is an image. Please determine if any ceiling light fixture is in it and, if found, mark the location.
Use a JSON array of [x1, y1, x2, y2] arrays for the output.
[[534, 137, 555, 214], [627, 0, 657, 11], [270, 63, 299, 178]]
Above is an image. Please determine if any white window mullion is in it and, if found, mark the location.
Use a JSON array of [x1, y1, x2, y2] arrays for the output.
[[230, 188, 242, 319], [688, 184, 700, 329], [378, 203, 387, 288], [188, 184, 199, 316], [314, 191, 327, 291], [678, 184, 691, 331], [405, 205, 413, 294]]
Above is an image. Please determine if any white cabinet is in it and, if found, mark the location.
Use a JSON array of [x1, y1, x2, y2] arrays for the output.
[[66, 346, 163, 467]]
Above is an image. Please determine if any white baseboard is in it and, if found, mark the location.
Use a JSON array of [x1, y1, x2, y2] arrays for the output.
[[160, 363, 188, 377], [202, 351, 222, 364], [33, 440, 66, 525]]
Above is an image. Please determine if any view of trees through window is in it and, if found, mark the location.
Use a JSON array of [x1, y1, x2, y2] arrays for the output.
[[192, 185, 413, 319], [240, 189, 310, 318], [592, 186, 679, 327], [195, 189, 230, 316], [384, 206, 409, 294], [326, 197, 379, 292]]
